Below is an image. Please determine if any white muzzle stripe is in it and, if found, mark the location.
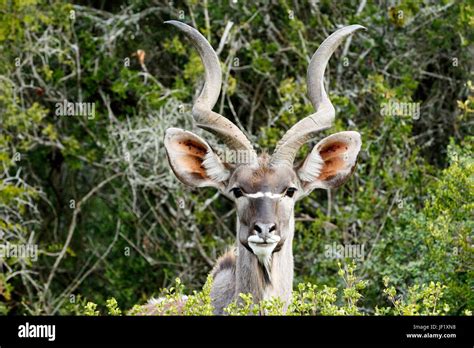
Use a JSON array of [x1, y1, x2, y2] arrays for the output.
[[243, 191, 284, 199]]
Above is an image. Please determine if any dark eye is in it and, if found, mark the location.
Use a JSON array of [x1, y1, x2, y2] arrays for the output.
[[231, 187, 243, 198], [285, 187, 297, 198]]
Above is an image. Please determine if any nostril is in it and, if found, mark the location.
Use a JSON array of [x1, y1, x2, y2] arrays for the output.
[[253, 223, 277, 236]]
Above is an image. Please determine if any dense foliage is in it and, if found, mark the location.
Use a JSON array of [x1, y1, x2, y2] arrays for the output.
[[85, 263, 456, 316], [0, 0, 472, 315]]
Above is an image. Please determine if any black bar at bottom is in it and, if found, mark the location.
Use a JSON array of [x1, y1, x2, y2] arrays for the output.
[[0, 316, 472, 346]]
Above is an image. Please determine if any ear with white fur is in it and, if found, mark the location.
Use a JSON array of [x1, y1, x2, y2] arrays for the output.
[[164, 128, 230, 189], [297, 131, 361, 192]]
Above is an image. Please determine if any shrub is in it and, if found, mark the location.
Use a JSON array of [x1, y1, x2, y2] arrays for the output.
[[82, 261, 454, 316]]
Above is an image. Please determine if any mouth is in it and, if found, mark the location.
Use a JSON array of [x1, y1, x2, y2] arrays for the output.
[[246, 234, 281, 283], [247, 234, 281, 263], [247, 234, 281, 246]]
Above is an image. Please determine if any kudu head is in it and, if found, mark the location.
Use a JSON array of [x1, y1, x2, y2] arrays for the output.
[[164, 21, 364, 270]]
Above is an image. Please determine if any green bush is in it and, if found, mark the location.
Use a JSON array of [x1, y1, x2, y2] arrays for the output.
[[83, 262, 460, 316]]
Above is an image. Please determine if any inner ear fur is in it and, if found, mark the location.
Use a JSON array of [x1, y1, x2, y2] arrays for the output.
[[164, 128, 229, 188], [298, 131, 361, 190]]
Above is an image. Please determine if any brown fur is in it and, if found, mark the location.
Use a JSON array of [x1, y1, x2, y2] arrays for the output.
[[318, 141, 348, 180], [231, 156, 295, 194], [210, 250, 237, 314], [318, 157, 344, 180], [173, 139, 208, 178], [211, 249, 236, 278]]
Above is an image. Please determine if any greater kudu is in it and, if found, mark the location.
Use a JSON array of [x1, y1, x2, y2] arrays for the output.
[[161, 21, 364, 314]]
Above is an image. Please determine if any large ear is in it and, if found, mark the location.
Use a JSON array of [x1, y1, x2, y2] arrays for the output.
[[164, 128, 230, 189], [297, 131, 361, 192]]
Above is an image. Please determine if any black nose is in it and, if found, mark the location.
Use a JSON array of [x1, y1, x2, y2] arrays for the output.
[[253, 223, 277, 241]]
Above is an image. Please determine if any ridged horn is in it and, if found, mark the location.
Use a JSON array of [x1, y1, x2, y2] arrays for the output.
[[166, 21, 256, 158], [270, 25, 365, 167]]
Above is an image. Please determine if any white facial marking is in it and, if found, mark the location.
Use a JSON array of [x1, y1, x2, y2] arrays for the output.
[[247, 234, 281, 274], [248, 243, 276, 269], [248, 234, 281, 244], [243, 191, 284, 199]]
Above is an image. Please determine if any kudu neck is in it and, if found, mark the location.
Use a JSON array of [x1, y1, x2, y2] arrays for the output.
[[235, 216, 295, 306]]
